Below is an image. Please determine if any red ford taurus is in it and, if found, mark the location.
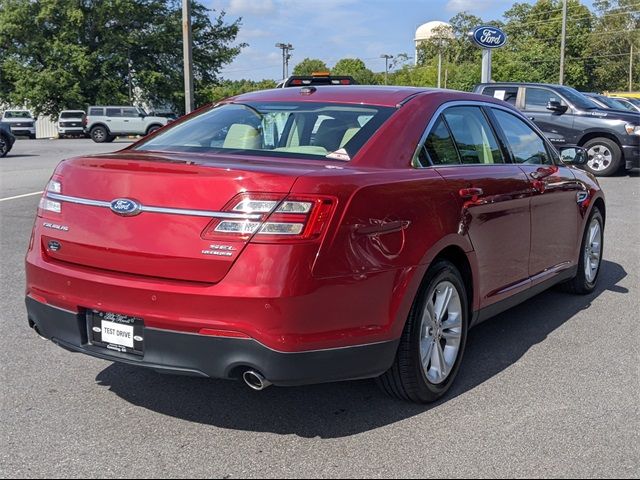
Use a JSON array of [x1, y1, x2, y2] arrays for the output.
[[26, 86, 605, 403]]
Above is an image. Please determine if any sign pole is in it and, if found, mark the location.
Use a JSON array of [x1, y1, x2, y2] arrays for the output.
[[481, 48, 492, 83]]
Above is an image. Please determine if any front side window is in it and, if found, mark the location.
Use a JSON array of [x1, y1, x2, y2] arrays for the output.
[[443, 106, 505, 164], [122, 108, 139, 117], [492, 109, 552, 165], [524, 88, 563, 111], [134, 102, 395, 161]]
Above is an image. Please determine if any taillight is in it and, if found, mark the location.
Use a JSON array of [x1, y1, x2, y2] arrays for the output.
[[38, 180, 62, 214], [83, 116, 88, 127], [201, 193, 336, 243]]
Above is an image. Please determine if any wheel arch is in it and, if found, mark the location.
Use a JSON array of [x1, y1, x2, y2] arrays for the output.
[[146, 123, 164, 135], [578, 131, 622, 150], [90, 123, 111, 134], [430, 245, 475, 321]]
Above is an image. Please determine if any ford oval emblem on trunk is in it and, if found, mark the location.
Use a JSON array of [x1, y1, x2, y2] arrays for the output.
[[110, 198, 142, 216]]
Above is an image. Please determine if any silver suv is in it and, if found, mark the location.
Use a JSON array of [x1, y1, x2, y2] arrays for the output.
[[86, 106, 168, 143]]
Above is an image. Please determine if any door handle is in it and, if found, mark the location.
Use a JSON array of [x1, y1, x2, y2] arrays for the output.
[[459, 188, 484, 199], [528, 116, 535, 121], [529, 165, 558, 180]]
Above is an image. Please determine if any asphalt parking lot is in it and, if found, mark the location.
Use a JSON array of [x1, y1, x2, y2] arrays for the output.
[[1, 139, 639, 478]]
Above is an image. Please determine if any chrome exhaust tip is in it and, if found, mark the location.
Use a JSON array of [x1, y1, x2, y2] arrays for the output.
[[242, 370, 272, 391]]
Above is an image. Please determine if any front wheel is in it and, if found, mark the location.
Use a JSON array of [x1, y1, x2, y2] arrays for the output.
[[560, 208, 604, 294], [377, 260, 469, 403], [583, 138, 622, 177], [146, 125, 161, 136]]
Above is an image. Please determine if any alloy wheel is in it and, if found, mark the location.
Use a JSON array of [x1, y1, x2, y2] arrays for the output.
[[419, 280, 463, 385], [587, 145, 612, 172], [584, 217, 602, 283]]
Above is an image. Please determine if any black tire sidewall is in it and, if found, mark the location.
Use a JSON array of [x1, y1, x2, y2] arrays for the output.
[[583, 138, 622, 176], [0, 136, 8, 157], [409, 260, 469, 401]]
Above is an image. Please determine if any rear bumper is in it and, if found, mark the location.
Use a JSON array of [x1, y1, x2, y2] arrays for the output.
[[622, 144, 640, 170], [26, 296, 399, 386]]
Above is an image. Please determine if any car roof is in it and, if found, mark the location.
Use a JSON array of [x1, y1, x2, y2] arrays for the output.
[[226, 86, 442, 107], [477, 82, 566, 89]]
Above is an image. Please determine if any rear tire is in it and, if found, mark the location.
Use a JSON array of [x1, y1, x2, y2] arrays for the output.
[[560, 207, 604, 294], [377, 260, 469, 403], [0, 135, 9, 157], [90, 126, 109, 143], [583, 137, 622, 177]]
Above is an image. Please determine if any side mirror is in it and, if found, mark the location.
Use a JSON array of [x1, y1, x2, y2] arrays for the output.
[[547, 100, 567, 113], [559, 146, 588, 166]]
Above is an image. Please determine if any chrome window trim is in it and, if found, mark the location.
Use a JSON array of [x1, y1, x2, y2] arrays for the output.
[[45, 193, 263, 220], [411, 100, 559, 169]]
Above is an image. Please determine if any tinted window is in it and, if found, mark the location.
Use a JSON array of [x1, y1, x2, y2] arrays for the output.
[[422, 117, 459, 166], [89, 108, 104, 115], [135, 102, 395, 161], [106, 108, 122, 117], [492, 109, 552, 165], [524, 88, 564, 111], [482, 86, 518, 106], [122, 108, 139, 117], [443, 106, 504, 164], [60, 111, 85, 119]]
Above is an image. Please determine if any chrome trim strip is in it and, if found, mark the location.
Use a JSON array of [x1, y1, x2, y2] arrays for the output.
[[46, 192, 262, 220]]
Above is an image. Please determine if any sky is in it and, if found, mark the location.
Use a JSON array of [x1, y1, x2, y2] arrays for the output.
[[209, 0, 595, 81]]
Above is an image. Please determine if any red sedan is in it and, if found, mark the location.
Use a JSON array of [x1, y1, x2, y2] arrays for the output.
[[26, 86, 605, 403]]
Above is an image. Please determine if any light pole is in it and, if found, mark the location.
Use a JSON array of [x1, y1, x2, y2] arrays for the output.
[[182, 0, 194, 114], [559, 0, 567, 85], [275, 43, 294, 80], [381, 54, 393, 85]]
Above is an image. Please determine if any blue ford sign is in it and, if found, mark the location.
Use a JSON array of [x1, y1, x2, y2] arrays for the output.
[[472, 26, 507, 49], [110, 198, 142, 216]]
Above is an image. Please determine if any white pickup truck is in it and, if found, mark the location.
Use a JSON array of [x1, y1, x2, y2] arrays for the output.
[[85, 106, 169, 143], [1, 110, 36, 139]]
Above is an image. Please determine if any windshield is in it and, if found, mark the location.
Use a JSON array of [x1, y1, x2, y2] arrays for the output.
[[4, 111, 32, 119], [60, 111, 85, 119], [596, 96, 635, 111], [135, 102, 395, 161], [558, 87, 600, 110]]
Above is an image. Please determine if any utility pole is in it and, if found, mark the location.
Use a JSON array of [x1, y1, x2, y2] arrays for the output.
[[127, 57, 133, 104], [380, 54, 393, 85], [559, 0, 567, 85], [275, 43, 294, 80], [630, 43, 635, 92], [182, 0, 194, 114]]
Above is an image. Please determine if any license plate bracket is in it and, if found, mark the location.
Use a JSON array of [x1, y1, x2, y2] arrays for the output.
[[88, 310, 144, 356]]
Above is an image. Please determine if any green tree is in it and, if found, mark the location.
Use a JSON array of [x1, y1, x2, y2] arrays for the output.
[[204, 79, 278, 102], [0, 0, 244, 116], [332, 58, 377, 84], [292, 58, 328, 76]]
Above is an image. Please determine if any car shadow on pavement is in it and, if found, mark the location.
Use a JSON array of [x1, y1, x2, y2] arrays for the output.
[[95, 260, 627, 439]]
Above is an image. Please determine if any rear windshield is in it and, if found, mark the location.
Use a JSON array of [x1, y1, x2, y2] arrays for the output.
[[134, 102, 395, 161], [4, 111, 32, 119], [60, 111, 85, 119]]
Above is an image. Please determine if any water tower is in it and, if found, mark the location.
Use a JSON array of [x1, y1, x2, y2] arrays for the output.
[[415, 21, 455, 88]]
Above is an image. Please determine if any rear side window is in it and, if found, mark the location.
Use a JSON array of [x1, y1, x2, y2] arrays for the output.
[[482, 86, 518, 106], [421, 117, 459, 166], [106, 108, 122, 117], [443, 106, 505, 164], [492, 109, 552, 165], [89, 108, 104, 116]]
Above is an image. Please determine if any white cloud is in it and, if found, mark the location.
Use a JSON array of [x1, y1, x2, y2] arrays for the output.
[[227, 0, 276, 16]]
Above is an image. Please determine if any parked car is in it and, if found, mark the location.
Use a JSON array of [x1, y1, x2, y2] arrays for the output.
[[85, 106, 169, 143], [474, 82, 640, 176], [610, 96, 640, 113], [582, 93, 638, 112], [0, 122, 16, 157], [1, 110, 36, 139], [27, 87, 605, 404], [57, 110, 87, 139]]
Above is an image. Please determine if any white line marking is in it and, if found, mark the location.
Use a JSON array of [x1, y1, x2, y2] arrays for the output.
[[0, 191, 43, 203]]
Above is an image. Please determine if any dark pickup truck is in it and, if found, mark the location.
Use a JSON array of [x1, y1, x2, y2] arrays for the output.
[[474, 82, 640, 176]]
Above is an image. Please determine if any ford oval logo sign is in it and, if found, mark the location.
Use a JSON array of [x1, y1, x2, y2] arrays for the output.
[[110, 198, 142, 217], [472, 26, 507, 49]]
